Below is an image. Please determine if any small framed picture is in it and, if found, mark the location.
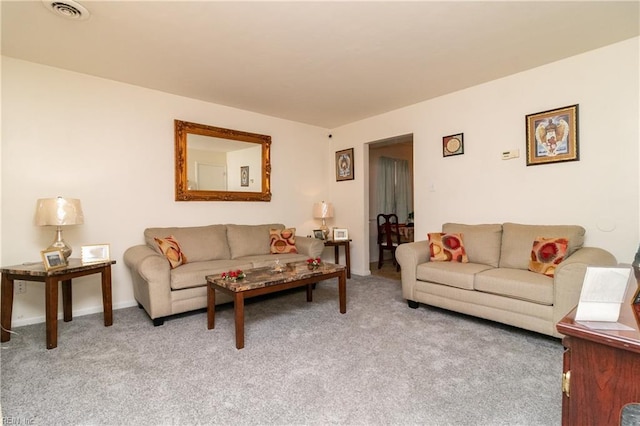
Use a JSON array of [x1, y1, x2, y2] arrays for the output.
[[313, 229, 325, 240], [240, 166, 249, 187], [333, 228, 349, 241], [335, 148, 354, 181], [41, 249, 66, 271], [443, 133, 464, 157], [81, 244, 111, 264], [526, 104, 579, 166]]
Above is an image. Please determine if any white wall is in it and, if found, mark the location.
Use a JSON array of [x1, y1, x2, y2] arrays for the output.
[[1, 57, 331, 325], [331, 37, 640, 275]]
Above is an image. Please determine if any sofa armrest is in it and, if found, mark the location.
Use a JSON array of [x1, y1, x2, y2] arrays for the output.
[[553, 246, 617, 326], [123, 245, 173, 319], [295, 236, 324, 258], [396, 241, 431, 301]]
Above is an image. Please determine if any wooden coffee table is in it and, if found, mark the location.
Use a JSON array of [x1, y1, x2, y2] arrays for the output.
[[206, 261, 346, 349]]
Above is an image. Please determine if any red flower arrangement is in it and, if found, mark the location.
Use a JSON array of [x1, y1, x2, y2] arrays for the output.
[[221, 269, 246, 281], [307, 257, 322, 269]]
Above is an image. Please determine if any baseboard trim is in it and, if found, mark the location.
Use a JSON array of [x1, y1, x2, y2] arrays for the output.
[[11, 300, 139, 327]]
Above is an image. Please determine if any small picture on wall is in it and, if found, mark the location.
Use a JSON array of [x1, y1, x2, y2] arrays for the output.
[[443, 133, 464, 157], [240, 166, 249, 187], [335, 148, 354, 181], [526, 104, 579, 166]]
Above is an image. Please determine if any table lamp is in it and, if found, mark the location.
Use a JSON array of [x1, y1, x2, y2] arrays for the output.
[[35, 197, 84, 260], [313, 201, 334, 240]]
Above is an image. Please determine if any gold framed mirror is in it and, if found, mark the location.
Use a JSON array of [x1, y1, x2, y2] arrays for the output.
[[175, 120, 271, 201]]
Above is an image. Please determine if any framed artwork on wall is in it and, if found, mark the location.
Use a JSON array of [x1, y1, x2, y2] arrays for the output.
[[240, 166, 249, 187], [442, 133, 464, 157], [526, 104, 579, 166], [335, 148, 354, 181]]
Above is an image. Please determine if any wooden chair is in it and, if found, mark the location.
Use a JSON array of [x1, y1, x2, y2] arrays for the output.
[[377, 213, 402, 271]]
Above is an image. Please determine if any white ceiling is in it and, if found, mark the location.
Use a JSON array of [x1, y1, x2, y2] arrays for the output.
[[2, 1, 639, 128]]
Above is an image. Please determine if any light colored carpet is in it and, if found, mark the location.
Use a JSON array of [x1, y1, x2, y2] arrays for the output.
[[0, 275, 562, 425]]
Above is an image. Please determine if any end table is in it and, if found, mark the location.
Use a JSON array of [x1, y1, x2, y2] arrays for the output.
[[323, 239, 351, 278], [1, 258, 115, 349]]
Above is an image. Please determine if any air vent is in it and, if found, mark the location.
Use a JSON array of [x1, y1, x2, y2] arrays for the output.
[[43, 0, 90, 20]]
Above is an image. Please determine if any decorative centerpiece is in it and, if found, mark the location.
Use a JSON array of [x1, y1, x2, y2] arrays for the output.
[[306, 257, 322, 270], [221, 269, 246, 282]]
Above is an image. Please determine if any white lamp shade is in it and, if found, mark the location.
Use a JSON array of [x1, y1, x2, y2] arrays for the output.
[[313, 202, 334, 219], [35, 197, 84, 226]]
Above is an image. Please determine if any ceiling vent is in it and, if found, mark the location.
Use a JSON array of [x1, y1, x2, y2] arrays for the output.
[[43, 0, 90, 20]]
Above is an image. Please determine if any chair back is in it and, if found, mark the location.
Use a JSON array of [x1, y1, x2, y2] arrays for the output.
[[377, 214, 401, 247]]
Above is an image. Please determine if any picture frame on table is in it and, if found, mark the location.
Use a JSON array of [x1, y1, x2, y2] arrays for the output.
[[335, 148, 354, 181], [526, 104, 579, 166], [442, 133, 464, 157], [41, 249, 66, 271], [333, 228, 349, 241], [81, 244, 111, 264], [313, 229, 325, 240]]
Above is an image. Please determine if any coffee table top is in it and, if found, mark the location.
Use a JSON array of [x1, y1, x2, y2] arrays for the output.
[[206, 261, 345, 292]]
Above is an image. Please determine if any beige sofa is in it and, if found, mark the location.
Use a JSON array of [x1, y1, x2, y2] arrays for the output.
[[396, 223, 617, 338], [124, 223, 324, 325]]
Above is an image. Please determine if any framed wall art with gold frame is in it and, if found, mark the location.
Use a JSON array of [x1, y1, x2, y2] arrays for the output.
[[526, 104, 579, 166]]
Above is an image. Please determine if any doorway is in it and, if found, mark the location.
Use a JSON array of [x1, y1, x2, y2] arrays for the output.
[[367, 134, 414, 276]]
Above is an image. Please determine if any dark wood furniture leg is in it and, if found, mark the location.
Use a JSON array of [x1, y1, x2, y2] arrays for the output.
[[45, 277, 58, 349], [62, 279, 72, 322], [207, 283, 216, 330], [339, 269, 347, 313], [101, 266, 113, 326], [1, 274, 14, 343], [234, 293, 245, 350]]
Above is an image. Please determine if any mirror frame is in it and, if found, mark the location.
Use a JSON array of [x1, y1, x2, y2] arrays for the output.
[[175, 120, 272, 201]]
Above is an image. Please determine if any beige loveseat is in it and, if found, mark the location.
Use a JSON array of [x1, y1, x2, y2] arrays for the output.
[[124, 223, 324, 325], [396, 223, 617, 338]]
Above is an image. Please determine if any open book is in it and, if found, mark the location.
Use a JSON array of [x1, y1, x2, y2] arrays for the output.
[[574, 266, 633, 323]]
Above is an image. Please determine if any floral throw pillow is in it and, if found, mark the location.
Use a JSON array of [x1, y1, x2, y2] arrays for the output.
[[270, 228, 298, 254], [528, 237, 568, 277], [428, 233, 468, 263], [154, 235, 187, 269]]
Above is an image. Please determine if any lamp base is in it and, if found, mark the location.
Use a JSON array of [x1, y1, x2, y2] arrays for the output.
[[47, 227, 72, 261]]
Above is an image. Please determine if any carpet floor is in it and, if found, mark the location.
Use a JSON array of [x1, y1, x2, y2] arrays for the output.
[[0, 274, 562, 425]]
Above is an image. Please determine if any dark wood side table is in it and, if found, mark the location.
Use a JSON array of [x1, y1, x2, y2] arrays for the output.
[[1, 258, 115, 349], [323, 239, 351, 278], [556, 271, 640, 425]]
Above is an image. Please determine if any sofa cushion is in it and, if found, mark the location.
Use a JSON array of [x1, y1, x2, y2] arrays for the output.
[[442, 223, 503, 267], [145, 225, 230, 262], [239, 253, 310, 268], [428, 233, 468, 262], [499, 223, 585, 270], [170, 260, 253, 290], [417, 262, 494, 290], [474, 268, 554, 305], [528, 237, 569, 277], [154, 235, 186, 269], [270, 228, 298, 254], [227, 224, 284, 259]]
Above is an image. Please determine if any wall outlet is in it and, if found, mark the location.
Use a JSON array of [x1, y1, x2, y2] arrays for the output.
[[502, 149, 520, 160], [16, 281, 27, 294]]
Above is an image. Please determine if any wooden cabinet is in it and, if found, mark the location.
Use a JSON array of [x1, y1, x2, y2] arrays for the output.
[[556, 272, 640, 426]]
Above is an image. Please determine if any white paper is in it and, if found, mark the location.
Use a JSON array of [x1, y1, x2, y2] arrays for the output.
[[574, 266, 632, 322]]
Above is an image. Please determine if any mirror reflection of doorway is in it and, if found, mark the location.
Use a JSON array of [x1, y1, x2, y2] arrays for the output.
[[196, 162, 227, 191], [367, 134, 414, 276]]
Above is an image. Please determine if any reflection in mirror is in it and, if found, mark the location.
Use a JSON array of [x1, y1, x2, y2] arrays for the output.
[[175, 120, 271, 201]]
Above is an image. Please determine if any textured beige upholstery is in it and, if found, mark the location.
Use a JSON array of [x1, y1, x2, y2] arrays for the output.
[[124, 223, 324, 324], [396, 223, 617, 338]]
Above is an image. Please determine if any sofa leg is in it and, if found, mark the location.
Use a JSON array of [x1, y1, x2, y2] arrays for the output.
[[137, 303, 143, 309], [407, 300, 419, 309], [152, 317, 165, 327]]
